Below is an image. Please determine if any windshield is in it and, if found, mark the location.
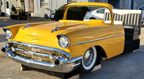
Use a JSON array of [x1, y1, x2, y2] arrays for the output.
[[63, 6, 112, 24]]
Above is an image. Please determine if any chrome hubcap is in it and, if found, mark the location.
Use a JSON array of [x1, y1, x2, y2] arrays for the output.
[[84, 50, 91, 59], [83, 48, 94, 66]]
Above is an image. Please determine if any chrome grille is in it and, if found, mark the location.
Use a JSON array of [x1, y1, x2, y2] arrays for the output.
[[7, 41, 71, 63], [10, 43, 66, 57], [15, 49, 56, 63]]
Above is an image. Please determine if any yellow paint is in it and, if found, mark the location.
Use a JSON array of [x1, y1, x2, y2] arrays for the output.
[[4, 2, 125, 59], [63, 2, 114, 24]]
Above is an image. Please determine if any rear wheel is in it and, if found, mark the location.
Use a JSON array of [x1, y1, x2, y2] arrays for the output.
[[80, 47, 98, 73]]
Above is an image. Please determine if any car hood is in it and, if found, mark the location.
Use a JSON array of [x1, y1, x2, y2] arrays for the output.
[[12, 22, 85, 48]]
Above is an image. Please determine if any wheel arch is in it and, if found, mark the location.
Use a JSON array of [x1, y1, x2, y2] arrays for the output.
[[94, 45, 107, 59], [89, 17, 96, 19]]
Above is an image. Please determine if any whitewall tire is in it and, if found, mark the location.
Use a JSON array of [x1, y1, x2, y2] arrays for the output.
[[80, 47, 98, 73]]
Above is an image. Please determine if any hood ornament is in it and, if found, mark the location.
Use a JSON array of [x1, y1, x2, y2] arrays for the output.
[[23, 23, 31, 30], [51, 25, 60, 33]]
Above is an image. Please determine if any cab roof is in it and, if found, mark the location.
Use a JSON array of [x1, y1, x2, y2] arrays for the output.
[[66, 2, 114, 9]]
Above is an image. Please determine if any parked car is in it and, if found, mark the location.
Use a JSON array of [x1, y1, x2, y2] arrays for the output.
[[83, 8, 106, 20], [1, 2, 142, 74], [83, 8, 117, 21], [139, 5, 144, 22]]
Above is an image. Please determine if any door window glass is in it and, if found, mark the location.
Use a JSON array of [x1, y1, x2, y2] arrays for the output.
[[97, 9, 105, 13]]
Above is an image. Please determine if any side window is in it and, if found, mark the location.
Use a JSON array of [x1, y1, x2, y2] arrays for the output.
[[97, 9, 105, 13]]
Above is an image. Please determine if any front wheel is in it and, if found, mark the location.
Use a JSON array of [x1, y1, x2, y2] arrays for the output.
[[80, 47, 98, 73]]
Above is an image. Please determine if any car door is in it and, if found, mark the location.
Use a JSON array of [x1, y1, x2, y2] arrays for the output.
[[91, 9, 105, 20]]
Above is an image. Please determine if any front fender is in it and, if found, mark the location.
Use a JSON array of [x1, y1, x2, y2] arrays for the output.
[[3, 24, 25, 39], [69, 38, 113, 59], [3, 22, 53, 40]]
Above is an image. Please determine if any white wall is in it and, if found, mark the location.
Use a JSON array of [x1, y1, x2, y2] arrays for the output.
[[1, 0, 10, 16], [49, 0, 67, 13], [1, 0, 5, 13], [32, 0, 42, 17]]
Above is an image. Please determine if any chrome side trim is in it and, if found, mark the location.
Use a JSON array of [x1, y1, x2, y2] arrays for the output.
[[8, 41, 71, 58], [72, 33, 125, 46], [113, 33, 125, 37]]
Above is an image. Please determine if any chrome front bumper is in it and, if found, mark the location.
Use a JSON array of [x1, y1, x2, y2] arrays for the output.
[[2, 45, 83, 73]]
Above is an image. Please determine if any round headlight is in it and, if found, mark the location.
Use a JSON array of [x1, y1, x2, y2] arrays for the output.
[[58, 36, 70, 48], [5, 30, 12, 39]]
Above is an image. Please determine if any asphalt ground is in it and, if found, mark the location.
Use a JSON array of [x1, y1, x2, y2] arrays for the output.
[[0, 18, 144, 79]]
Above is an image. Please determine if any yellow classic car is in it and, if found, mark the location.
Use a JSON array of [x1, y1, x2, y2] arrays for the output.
[[1, 2, 142, 73]]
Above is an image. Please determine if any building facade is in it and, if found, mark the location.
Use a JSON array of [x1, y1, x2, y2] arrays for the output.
[[25, 0, 108, 18], [26, 0, 143, 18], [1, 0, 10, 16], [25, 0, 88, 18], [133, 0, 144, 9]]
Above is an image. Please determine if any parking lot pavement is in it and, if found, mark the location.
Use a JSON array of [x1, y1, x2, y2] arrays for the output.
[[0, 20, 144, 79], [0, 17, 54, 27]]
